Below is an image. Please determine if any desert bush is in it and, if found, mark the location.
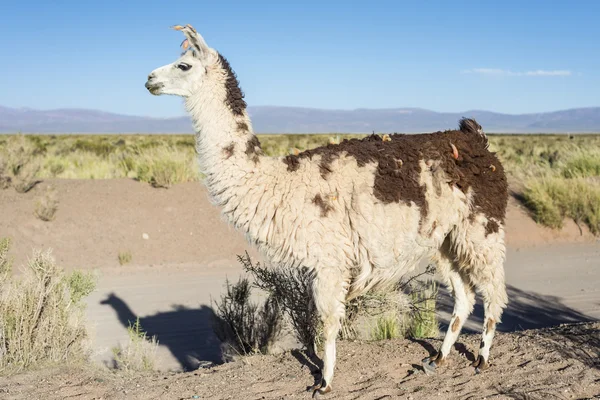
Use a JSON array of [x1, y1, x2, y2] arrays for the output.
[[0, 242, 96, 374], [34, 186, 59, 221], [212, 274, 283, 360], [118, 251, 132, 266], [111, 317, 158, 373], [524, 177, 600, 234], [236, 252, 320, 353], [0, 135, 40, 193]]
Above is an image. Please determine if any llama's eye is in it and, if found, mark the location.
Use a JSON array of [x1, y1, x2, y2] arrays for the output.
[[177, 63, 192, 71]]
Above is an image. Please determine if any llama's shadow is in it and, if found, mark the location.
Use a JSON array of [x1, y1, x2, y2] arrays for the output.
[[436, 284, 595, 333], [100, 293, 223, 371]]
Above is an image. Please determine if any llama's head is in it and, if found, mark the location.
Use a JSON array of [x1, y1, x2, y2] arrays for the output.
[[145, 25, 220, 98]]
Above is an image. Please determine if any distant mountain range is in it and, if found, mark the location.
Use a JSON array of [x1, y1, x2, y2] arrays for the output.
[[1, 105, 599, 134]]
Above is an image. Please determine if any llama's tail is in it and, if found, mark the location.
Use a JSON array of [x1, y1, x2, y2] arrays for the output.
[[459, 117, 489, 149]]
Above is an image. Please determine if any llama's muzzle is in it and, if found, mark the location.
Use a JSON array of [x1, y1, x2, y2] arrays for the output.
[[145, 79, 163, 95]]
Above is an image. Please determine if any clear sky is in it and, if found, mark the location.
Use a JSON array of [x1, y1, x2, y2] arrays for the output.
[[1, 0, 598, 118]]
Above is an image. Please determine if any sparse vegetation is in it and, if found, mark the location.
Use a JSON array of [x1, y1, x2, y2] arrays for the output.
[[110, 317, 159, 373], [0, 239, 96, 375], [34, 186, 59, 221], [118, 251, 132, 266], [214, 253, 440, 358], [0, 134, 41, 193], [212, 275, 283, 360]]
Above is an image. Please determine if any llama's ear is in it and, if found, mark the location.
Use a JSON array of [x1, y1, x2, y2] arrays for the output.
[[172, 24, 211, 59]]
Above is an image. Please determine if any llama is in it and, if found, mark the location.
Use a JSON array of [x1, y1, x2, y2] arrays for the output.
[[145, 24, 509, 396]]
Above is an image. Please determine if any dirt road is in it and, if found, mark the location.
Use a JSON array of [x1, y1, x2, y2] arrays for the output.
[[85, 242, 600, 372]]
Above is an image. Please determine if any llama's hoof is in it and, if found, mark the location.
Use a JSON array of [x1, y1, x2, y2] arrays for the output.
[[421, 352, 445, 375], [308, 379, 332, 398], [421, 359, 437, 375], [312, 386, 332, 398], [472, 355, 489, 374]]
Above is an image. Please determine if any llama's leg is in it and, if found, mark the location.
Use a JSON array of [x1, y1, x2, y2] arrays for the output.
[[450, 217, 508, 373], [472, 268, 508, 373], [309, 271, 346, 397], [422, 267, 475, 374]]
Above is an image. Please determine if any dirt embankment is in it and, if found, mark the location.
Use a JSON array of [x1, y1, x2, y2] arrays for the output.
[[1, 322, 599, 400]]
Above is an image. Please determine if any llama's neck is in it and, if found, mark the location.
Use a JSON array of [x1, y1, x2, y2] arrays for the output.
[[185, 91, 277, 240]]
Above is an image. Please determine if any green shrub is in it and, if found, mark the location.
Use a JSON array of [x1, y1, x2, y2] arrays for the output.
[[370, 314, 401, 340]]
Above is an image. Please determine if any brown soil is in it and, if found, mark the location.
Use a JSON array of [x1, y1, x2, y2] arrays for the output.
[[0, 179, 258, 270], [1, 322, 598, 400]]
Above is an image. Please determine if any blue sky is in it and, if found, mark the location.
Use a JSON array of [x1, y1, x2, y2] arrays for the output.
[[1, 0, 598, 117]]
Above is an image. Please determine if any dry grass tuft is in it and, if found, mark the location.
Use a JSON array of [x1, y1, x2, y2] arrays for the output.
[[0, 238, 12, 282], [370, 314, 401, 340], [0, 240, 96, 375], [34, 186, 59, 221], [110, 318, 159, 373], [118, 251, 132, 266]]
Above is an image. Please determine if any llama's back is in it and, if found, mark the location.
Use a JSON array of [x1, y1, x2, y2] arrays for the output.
[[274, 119, 508, 298]]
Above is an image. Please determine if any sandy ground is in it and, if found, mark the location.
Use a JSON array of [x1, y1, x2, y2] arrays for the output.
[[1, 179, 599, 399], [1, 322, 599, 399]]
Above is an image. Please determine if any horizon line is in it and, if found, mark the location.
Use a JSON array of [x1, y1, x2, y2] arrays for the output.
[[2, 104, 600, 119]]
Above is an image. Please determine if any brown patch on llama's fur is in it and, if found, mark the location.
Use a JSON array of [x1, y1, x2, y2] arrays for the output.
[[486, 318, 495, 333], [312, 194, 334, 217], [237, 121, 249, 132], [245, 135, 263, 163], [451, 316, 461, 333], [283, 118, 508, 225], [218, 53, 246, 116], [222, 143, 235, 159], [485, 219, 500, 236]]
